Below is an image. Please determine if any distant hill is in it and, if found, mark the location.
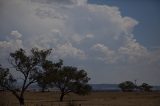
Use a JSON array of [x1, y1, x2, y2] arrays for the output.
[[10, 83, 160, 91], [152, 85, 160, 91], [27, 84, 121, 91], [90, 84, 120, 91]]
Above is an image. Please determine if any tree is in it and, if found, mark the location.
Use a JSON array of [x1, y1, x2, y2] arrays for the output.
[[0, 65, 12, 91], [0, 48, 51, 106], [40, 60, 92, 102], [52, 66, 92, 102], [36, 72, 49, 92], [36, 59, 63, 92], [139, 83, 152, 92], [119, 81, 136, 92]]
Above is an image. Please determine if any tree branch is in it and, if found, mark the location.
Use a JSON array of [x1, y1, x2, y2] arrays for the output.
[[2, 84, 20, 99], [24, 79, 36, 90]]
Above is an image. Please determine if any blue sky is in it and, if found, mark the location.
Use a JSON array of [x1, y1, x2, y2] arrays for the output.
[[89, 0, 160, 48], [0, 0, 160, 85]]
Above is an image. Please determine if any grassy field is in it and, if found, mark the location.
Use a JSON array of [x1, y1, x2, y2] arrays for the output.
[[0, 91, 160, 106]]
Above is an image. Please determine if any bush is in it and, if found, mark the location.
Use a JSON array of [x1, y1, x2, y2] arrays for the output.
[[119, 81, 136, 92], [139, 83, 152, 92]]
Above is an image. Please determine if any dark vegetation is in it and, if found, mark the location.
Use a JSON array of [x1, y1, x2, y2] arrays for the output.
[[38, 59, 91, 101], [139, 83, 152, 92], [0, 48, 91, 106], [0, 48, 154, 106], [119, 81, 136, 92], [119, 81, 152, 92]]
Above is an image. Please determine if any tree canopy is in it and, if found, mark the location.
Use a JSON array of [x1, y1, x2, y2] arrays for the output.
[[119, 81, 136, 92], [0, 48, 51, 106], [39, 60, 92, 102], [139, 83, 152, 92], [0, 48, 92, 104]]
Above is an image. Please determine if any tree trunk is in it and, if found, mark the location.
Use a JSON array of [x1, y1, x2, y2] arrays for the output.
[[18, 97, 24, 106], [60, 93, 65, 102], [41, 87, 45, 92], [41, 84, 47, 92]]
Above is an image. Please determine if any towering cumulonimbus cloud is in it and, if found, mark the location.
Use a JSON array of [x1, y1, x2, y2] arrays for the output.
[[0, 0, 160, 84], [0, 0, 159, 63]]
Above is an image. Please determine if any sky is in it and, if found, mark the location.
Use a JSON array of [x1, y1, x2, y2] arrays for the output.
[[89, 0, 160, 48], [0, 0, 160, 85]]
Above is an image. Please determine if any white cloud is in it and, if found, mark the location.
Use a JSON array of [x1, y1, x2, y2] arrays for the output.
[[0, 31, 23, 50], [31, 0, 87, 5], [91, 43, 117, 63], [0, 30, 24, 65], [0, 0, 154, 63], [71, 0, 87, 5], [122, 17, 138, 33], [91, 43, 114, 55], [118, 36, 149, 63], [71, 33, 94, 44], [71, 34, 84, 43], [86, 34, 94, 38], [0, 0, 160, 84], [55, 42, 86, 60], [10, 30, 22, 39]]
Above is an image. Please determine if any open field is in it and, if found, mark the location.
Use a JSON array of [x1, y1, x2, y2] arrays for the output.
[[0, 91, 160, 106]]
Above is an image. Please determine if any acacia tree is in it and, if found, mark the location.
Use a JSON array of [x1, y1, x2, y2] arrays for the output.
[[139, 83, 152, 92], [37, 59, 63, 92], [0, 48, 51, 106], [52, 66, 92, 102], [37, 72, 49, 92], [119, 81, 136, 92]]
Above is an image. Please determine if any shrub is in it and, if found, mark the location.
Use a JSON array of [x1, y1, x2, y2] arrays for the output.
[[119, 81, 136, 92]]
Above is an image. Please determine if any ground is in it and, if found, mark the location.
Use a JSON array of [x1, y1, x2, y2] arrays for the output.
[[0, 91, 160, 106]]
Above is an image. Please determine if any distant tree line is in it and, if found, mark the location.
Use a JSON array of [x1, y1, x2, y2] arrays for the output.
[[118, 81, 152, 92], [0, 48, 92, 106]]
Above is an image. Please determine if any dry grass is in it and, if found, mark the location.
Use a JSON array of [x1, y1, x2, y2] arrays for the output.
[[0, 91, 160, 106]]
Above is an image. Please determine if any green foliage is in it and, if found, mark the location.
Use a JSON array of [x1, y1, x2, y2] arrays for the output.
[[36, 59, 63, 92], [53, 66, 92, 101], [40, 60, 92, 101], [139, 83, 152, 92], [0, 65, 17, 90], [119, 81, 136, 92], [36, 72, 49, 92], [0, 65, 9, 83], [1, 47, 91, 104], [0, 48, 51, 105]]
